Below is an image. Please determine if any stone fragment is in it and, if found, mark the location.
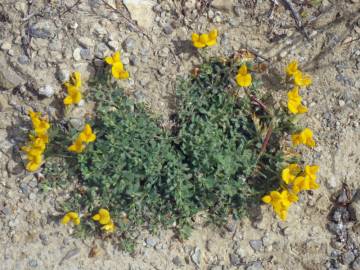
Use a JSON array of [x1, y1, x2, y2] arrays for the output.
[[123, 0, 156, 30], [38, 85, 55, 98], [211, 0, 234, 12], [0, 53, 25, 90]]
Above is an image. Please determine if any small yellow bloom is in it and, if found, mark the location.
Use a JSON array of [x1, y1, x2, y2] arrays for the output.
[[61, 211, 80, 225], [112, 62, 129, 80], [29, 111, 50, 135], [281, 164, 301, 184], [101, 220, 115, 233], [235, 64, 252, 87], [291, 128, 316, 148], [68, 137, 85, 153], [191, 29, 218, 48], [304, 165, 319, 181], [25, 153, 43, 172], [92, 208, 111, 225], [286, 60, 298, 76], [64, 85, 82, 105], [293, 71, 312, 87], [79, 124, 96, 143], [104, 51, 121, 65], [287, 86, 308, 114], [64, 71, 81, 89], [262, 189, 298, 221], [292, 175, 319, 194]]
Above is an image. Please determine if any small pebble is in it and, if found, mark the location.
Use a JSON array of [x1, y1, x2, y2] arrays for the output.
[[28, 259, 38, 268], [249, 240, 263, 252], [73, 48, 82, 61], [145, 237, 157, 247], [38, 85, 55, 98]]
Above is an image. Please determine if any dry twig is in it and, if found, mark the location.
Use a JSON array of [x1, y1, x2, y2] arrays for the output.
[[281, 0, 310, 40]]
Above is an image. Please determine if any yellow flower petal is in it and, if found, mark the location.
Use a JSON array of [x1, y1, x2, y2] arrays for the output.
[[286, 60, 298, 76], [262, 195, 271, 204], [92, 214, 100, 221], [236, 73, 252, 87], [61, 215, 71, 225]]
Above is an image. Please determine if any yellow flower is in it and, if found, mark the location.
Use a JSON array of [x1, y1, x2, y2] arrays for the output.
[[191, 29, 218, 48], [104, 51, 121, 65], [64, 72, 82, 105], [287, 86, 308, 114], [68, 137, 85, 153], [112, 62, 130, 80], [79, 124, 96, 143], [291, 128, 316, 148], [281, 164, 301, 184], [262, 189, 298, 221], [25, 153, 43, 172], [101, 220, 115, 233], [92, 208, 111, 225], [29, 111, 50, 135], [286, 60, 298, 76], [64, 85, 82, 105], [304, 165, 319, 182], [235, 64, 252, 87], [292, 175, 319, 194], [61, 212, 80, 225], [293, 71, 312, 87]]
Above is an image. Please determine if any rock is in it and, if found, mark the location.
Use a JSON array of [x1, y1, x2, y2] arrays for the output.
[[163, 24, 173, 35], [123, 0, 156, 30], [29, 193, 36, 200], [0, 53, 25, 90], [1, 42, 12, 51], [0, 95, 8, 112], [7, 160, 23, 175], [39, 233, 49, 246], [95, 43, 110, 58], [249, 240, 263, 252], [352, 256, 360, 270], [80, 48, 92, 60], [342, 251, 356, 265], [145, 237, 157, 247], [29, 21, 56, 39], [78, 37, 95, 48], [326, 176, 338, 189], [108, 41, 119, 51], [158, 47, 169, 58], [56, 67, 70, 83], [73, 48, 82, 61], [191, 247, 201, 267], [38, 85, 55, 98], [18, 55, 30, 65], [211, 0, 234, 12], [246, 261, 264, 270], [233, 6, 242, 17], [122, 37, 137, 53], [59, 248, 80, 266], [229, 253, 241, 266], [172, 256, 183, 266], [28, 259, 38, 268]]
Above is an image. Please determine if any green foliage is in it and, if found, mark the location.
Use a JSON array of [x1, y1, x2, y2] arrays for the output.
[[45, 58, 295, 241]]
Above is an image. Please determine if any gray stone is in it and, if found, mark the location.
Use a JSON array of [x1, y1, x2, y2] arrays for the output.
[[249, 240, 263, 252], [0, 53, 25, 90], [1, 42, 12, 51], [29, 21, 55, 39], [95, 43, 110, 58], [0, 95, 8, 112], [56, 67, 70, 83], [158, 47, 169, 58], [39, 233, 49, 246], [352, 256, 360, 270], [48, 40, 62, 51], [1, 206, 11, 216], [108, 41, 119, 51], [342, 251, 355, 265], [18, 55, 30, 65], [191, 247, 201, 266], [29, 193, 36, 200], [172, 256, 183, 266], [80, 48, 92, 60], [211, 0, 234, 12], [122, 37, 137, 53], [246, 261, 263, 270], [129, 55, 137, 65], [20, 183, 29, 194], [163, 24, 173, 35], [38, 85, 55, 98], [229, 253, 241, 266], [28, 259, 38, 268], [123, 0, 155, 30], [145, 237, 157, 247], [73, 48, 82, 61], [78, 37, 95, 48]]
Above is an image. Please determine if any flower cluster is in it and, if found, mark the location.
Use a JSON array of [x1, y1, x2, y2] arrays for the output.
[[21, 111, 50, 172], [105, 51, 129, 80], [68, 124, 96, 153], [236, 64, 252, 87], [92, 208, 115, 233], [191, 29, 218, 48], [262, 60, 319, 220], [64, 72, 82, 105], [61, 211, 80, 225]]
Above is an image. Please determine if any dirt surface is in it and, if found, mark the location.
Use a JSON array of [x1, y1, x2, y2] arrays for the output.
[[0, 0, 360, 269]]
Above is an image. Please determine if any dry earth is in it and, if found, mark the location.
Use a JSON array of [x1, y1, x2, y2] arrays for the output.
[[0, 0, 360, 270]]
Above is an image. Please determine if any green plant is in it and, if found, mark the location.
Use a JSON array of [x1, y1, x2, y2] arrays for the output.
[[44, 57, 297, 242]]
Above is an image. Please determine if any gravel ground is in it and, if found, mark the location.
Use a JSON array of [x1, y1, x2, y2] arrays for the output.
[[0, 0, 360, 269]]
